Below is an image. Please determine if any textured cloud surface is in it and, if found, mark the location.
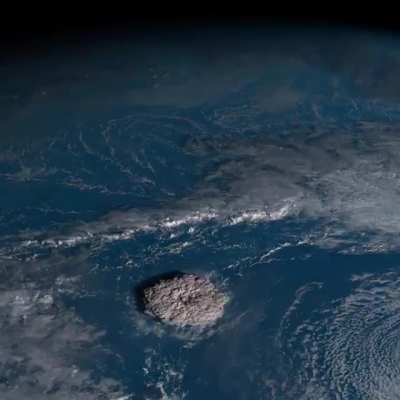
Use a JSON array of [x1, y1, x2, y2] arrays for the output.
[[0, 257, 129, 400], [4, 119, 400, 258]]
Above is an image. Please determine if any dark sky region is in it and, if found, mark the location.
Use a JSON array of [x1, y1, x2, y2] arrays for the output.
[[1, 10, 400, 59]]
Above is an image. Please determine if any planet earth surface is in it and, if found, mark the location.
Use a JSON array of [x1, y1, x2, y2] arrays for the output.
[[2, 24, 400, 399]]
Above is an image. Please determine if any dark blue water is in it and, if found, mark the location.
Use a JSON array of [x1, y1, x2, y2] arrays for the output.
[[2, 26, 400, 399]]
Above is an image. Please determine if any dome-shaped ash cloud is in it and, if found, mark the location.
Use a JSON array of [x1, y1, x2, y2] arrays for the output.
[[136, 272, 228, 327]]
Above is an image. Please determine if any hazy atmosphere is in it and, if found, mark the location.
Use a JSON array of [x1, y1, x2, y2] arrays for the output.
[[2, 21, 400, 399]]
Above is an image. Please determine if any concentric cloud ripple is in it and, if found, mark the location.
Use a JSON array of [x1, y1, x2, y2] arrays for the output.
[[279, 272, 400, 399]]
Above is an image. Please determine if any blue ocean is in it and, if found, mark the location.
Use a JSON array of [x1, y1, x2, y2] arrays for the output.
[[2, 25, 400, 399]]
